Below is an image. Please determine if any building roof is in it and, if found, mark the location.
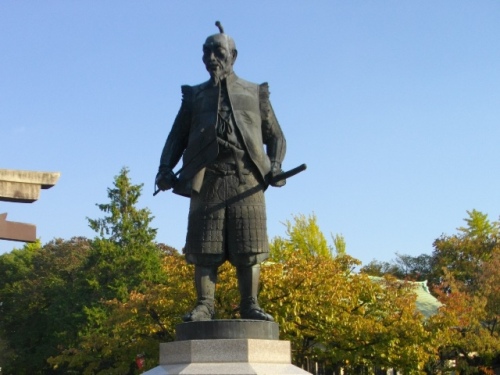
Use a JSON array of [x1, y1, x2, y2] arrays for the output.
[[369, 276, 442, 319]]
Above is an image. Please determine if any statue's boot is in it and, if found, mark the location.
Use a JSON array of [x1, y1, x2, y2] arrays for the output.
[[182, 266, 217, 322], [237, 264, 274, 321]]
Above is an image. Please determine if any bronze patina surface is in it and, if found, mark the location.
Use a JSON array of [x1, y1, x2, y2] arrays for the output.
[[156, 22, 288, 322]]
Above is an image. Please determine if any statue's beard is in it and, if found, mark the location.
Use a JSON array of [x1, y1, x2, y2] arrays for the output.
[[209, 65, 232, 84]]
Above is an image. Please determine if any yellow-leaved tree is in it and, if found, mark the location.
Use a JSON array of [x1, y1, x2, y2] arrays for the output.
[[49, 213, 445, 374], [259, 214, 441, 374]]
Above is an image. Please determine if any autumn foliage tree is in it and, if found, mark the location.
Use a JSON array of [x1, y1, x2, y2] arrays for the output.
[[432, 210, 499, 291], [48, 246, 190, 375], [45, 212, 445, 374], [430, 211, 500, 374], [431, 272, 500, 374], [262, 215, 441, 373], [47, 167, 167, 374], [7, 172, 498, 374], [362, 210, 500, 374]]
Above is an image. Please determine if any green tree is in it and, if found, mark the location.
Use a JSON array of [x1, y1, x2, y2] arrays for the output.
[[84, 167, 164, 301], [458, 209, 499, 239], [48, 245, 192, 374], [394, 253, 433, 281], [432, 209, 499, 290], [479, 248, 500, 338], [332, 233, 347, 256], [0, 168, 167, 374], [360, 210, 500, 373], [270, 213, 333, 261], [50, 212, 443, 374], [266, 254, 441, 373], [0, 238, 92, 375], [432, 272, 500, 375], [88, 167, 157, 247], [429, 210, 500, 374], [266, 216, 440, 373], [360, 259, 403, 278], [48, 167, 167, 374], [361, 253, 433, 281]]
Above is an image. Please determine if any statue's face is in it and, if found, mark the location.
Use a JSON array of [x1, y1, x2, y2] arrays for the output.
[[202, 34, 236, 82]]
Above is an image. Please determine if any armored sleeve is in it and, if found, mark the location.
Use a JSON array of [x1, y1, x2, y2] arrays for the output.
[[159, 85, 193, 171], [259, 83, 286, 165]]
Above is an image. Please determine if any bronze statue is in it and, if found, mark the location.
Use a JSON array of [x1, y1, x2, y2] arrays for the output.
[[156, 21, 287, 322]]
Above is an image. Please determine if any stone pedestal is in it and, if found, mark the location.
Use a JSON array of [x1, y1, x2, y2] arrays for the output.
[[143, 320, 311, 375]]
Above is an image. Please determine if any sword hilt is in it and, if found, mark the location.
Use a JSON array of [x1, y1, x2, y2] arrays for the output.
[[269, 163, 307, 185]]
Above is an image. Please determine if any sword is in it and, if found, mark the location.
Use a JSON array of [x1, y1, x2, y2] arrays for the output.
[[154, 163, 307, 196], [268, 163, 307, 185], [155, 130, 308, 196]]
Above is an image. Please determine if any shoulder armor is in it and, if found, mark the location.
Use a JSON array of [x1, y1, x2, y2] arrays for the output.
[[181, 85, 194, 101]]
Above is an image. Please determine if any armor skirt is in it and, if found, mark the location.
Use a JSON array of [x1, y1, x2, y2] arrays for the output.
[[184, 163, 269, 266]]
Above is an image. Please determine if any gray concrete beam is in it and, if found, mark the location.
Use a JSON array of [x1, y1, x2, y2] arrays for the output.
[[0, 169, 60, 203]]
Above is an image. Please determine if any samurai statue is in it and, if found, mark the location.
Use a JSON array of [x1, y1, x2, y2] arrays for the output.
[[156, 21, 286, 322]]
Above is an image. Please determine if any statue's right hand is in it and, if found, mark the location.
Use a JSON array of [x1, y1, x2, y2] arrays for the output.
[[155, 168, 177, 191]]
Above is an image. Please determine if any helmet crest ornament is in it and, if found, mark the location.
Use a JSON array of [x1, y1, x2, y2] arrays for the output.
[[215, 21, 224, 34]]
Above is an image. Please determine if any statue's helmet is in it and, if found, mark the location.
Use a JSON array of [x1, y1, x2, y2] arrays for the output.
[[203, 21, 237, 57]]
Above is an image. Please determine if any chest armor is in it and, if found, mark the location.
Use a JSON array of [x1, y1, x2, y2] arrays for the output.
[[181, 78, 269, 184]]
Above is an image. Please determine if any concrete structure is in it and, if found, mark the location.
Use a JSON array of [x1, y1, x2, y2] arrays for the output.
[[144, 320, 311, 375], [0, 169, 60, 242], [0, 213, 36, 242], [0, 169, 60, 203]]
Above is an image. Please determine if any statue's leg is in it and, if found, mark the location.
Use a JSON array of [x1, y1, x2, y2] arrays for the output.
[[183, 170, 224, 322], [182, 265, 217, 322], [236, 264, 274, 321]]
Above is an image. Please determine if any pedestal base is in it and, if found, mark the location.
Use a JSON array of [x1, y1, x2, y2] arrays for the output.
[[143, 320, 311, 375], [176, 320, 279, 341]]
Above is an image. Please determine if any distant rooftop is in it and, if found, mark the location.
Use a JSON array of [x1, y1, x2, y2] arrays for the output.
[[369, 276, 442, 319]]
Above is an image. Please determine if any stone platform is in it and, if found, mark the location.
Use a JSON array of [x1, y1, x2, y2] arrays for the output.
[[143, 320, 311, 375], [176, 320, 279, 341]]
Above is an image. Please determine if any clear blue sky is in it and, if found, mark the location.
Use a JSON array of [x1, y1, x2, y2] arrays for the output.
[[2, 2, 499, 266]]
